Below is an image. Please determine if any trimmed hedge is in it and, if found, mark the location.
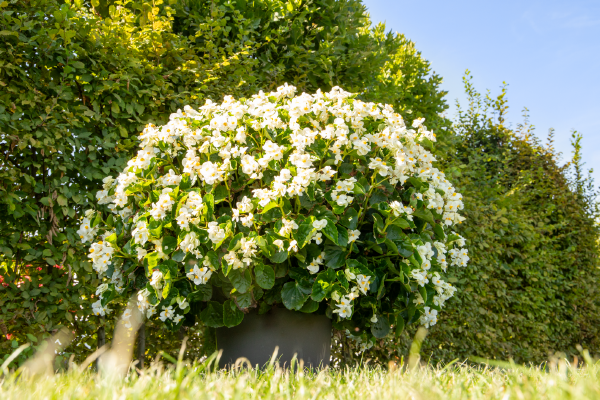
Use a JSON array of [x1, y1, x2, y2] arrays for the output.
[[425, 78, 600, 363], [347, 76, 600, 364]]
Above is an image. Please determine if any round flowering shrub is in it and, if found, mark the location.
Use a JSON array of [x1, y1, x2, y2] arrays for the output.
[[79, 84, 468, 346]]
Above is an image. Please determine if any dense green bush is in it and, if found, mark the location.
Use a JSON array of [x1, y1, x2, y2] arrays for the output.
[[0, 0, 447, 366]]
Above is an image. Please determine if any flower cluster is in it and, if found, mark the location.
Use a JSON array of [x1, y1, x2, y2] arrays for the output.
[[80, 84, 468, 343]]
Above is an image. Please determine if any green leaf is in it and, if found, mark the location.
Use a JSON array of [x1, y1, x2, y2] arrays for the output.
[[105, 233, 118, 247], [228, 269, 252, 293], [371, 314, 390, 339], [311, 268, 336, 302], [340, 207, 358, 230], [336, 270, 349, 290], [214, 184, 229, 204], [191, 285, 212, 302], [145, 252, 160, 269], [338, 227, 349, 247], [433, 223, 446, 240], [223, 300, 244, 327], [395, 315, 405, 337], [228, 232, 244, 251], [260, 201, 279, 214], [413, 208, 435, 225], [233, 292, 253, 309], [321, 218, 339, 245], [254, 263, 275, 290], [162, 277, 172, 299], [408, 177, 423, 189], [203, 194, 214, 219], [294, 222, 316, 249], [199, 301, 224, 328], [172, 250, 186, 262], [299, 299, 319, 313], [281, 281, 310, 310], [372, 213, 385, 233], [419, 286, 428, 303], [162, 236, 177, 254], [269, 250, 288, 263], [324, 246, 346, 269]]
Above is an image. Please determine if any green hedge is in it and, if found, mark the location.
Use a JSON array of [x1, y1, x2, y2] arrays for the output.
[[350, 76, 600, 365], [0, 0, 447, 366], [424, 78, 600, 363]]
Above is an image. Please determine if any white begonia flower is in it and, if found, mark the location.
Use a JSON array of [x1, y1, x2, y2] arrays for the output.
[[368, 157, 390, 176], [313, 219, 328, 230], [273, 239, 285, 252], [132, 220, 149, 245], [88, 240, 115, 275], [92, 300, 112, 317], [412, 117, 425, 128], [207, 222, 226, 244], [333, 296, 353, 319], [181, 232, 200, 253], [224, 251, 243, 270], [312, 232, 323, 245], [187, 264, 212, 285], [420, 306, 438, 328], [136, 247, 148, 260], [307, 261, 320, 274], [160, 169, 182, 186], [240, 213, 254, 227], [77, 216, 99, 243], [159, 306, 175, 322], [236, 196, 253, 213], [241, 155, 260, 176], [356, 274, 371, 295], [288, 240, 298, 252], [177, 297, 189, 310], [348, 229, 361, 243], [96, 283, 109, 298], [173, 314, 184, 324], [199, 161, 222, 185], [411, 269, 429, 287], [150, 188, 175, 220], [417, 242, 434, 261], [150, 270, 163, 291], [279, 218, 299, 236], [344, 269, 356, 281], [413, 293, 425, 306]]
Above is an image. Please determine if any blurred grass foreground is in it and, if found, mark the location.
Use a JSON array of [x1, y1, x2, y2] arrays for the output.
[[1, 329, 599, 400], [1, 357, 600, 400]]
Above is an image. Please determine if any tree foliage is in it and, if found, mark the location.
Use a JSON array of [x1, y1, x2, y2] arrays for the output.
[[0, 0, 446, 365]]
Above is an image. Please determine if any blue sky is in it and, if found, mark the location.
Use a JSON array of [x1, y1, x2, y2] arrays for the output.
[[363, 0, 600, 187]]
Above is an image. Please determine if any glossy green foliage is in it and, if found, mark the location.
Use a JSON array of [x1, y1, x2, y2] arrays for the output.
[[0, 0, 447, 366]]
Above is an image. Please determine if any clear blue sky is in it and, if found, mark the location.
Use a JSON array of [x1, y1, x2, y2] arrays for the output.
[[363, 0, 600, 187]]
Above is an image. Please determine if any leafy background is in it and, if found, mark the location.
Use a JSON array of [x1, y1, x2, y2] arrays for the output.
[[1, 0, 598, 367]]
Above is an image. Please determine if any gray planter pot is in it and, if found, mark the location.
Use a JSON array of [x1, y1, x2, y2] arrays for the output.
[[216, 307, 332, 369]]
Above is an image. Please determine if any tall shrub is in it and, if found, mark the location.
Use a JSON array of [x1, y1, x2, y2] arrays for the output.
[[411, 77, 599, 363]]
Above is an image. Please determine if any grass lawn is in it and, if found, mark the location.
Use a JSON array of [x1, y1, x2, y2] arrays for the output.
[[1, 355, 599, 399]]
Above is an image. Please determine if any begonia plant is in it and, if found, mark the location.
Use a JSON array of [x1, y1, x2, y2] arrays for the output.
[[79, 84, 468, 347]]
